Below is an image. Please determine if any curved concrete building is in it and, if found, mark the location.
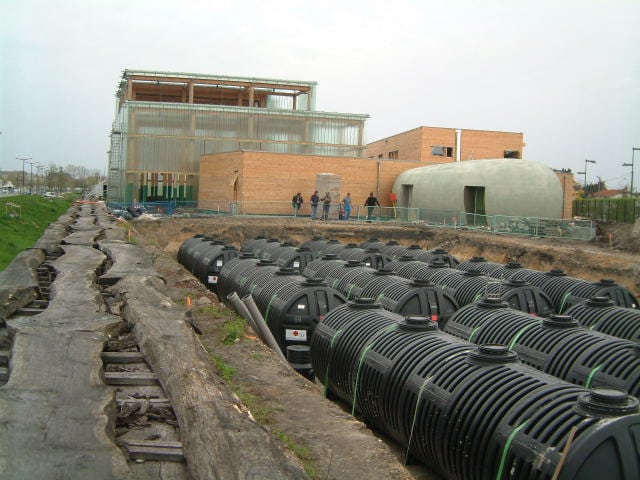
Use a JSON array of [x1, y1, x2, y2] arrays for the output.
[[392, 159, 563, 218]]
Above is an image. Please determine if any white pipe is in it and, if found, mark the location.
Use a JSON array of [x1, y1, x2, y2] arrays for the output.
[[227, 291, 261, 339], [455, 129, 462, 162], [242, 294, 288, 363]]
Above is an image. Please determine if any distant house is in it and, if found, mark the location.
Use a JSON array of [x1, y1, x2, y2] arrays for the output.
[[1, 181, 15, 193], [591, 188, 627, 199]]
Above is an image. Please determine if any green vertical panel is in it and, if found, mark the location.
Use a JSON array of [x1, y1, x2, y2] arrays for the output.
[[125, 183, 135, 204], [141, 184, 148, 201], [186, 185, 194, 201]]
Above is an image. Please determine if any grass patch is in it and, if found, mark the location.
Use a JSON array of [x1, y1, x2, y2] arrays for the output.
[[211, 355, 236, 382], [222, 317, 247, 344], [234, 388, 273, 424], [274, 430, 319, 478], [0, 194, 78, 271]]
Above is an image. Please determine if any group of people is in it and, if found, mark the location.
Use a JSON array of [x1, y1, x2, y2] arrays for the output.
[[293, 191, 381, 221]]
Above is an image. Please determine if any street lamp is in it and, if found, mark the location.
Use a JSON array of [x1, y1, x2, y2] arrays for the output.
[[16, 157, 32, 193], [624, 147, 640, 197], [27, 161, 39, 195], [582, 159, 596, 194]]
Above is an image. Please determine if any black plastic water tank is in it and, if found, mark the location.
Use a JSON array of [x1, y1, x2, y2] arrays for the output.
[[566, 296, 640, 342], [177, 234, 206, 267], [338, 245, 387, 269], [488, 261, 525, 280], [216, 257, 277, 307], [358, 237, 385, 250], [482, 278, 555, 317], [456, 256, 505, 276], [301, 254, 346, 281], [312, 304, 640, 480], [448, 306, 640, 395], [360, 276, 459, 323], [413, 247, 460, 267], [266, 245, 316, 273], [194, 244, 239, 292]]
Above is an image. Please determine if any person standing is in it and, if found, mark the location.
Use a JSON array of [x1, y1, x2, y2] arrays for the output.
[[310, 190, 320, 219], [292, 192, 303, 216], [342, 192, 352, 220], [364, 192, 380, 222], [321, 192, 331, 221]]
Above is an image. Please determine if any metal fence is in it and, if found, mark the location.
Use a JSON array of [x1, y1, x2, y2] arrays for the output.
[[107, 200, 594, 241]]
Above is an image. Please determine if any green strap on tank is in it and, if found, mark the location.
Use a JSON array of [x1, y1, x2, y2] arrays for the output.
[[468, 326, 482, 342], [585, 363, 605, 388], [507, 321, 541, 351], [495, 420, 530, 480], [264, 293, 278, 324], [404, 374, 434, 464], [323, 327, 345, 398], [558, 290, 573, 313], [351, 324, 398, 416], [347, 284, 356, 300]]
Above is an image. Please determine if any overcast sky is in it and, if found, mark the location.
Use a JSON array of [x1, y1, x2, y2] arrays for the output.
[[1, 0, 639, 189]]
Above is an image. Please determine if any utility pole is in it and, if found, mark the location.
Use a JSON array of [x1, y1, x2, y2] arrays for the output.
[[623, 147, 640, 197], [16, 157, 32, 193]]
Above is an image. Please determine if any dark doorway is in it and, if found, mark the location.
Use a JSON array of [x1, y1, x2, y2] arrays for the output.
[[464, 186, 486, 226]]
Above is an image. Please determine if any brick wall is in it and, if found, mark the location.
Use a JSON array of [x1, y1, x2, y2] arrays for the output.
[[366, 126, 524, 163], [199, 151, 423, 209], [555, 171, 576, 220]]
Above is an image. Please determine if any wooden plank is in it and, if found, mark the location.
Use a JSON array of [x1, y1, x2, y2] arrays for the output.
[[104, 371, 159, 386], [116, 398, 171, 409], [124, 441, 185, 462], [14, 307, 45, 316], [101, 351, 144, 363]]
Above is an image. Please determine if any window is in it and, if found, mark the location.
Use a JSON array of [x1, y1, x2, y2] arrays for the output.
[[504, 150, 520, 159], [378, 154, 383, 159], [388, 151, 398, 159], [431, 146, 453, 157]]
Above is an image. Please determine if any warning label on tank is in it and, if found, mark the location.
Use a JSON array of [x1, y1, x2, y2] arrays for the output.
[[286, 329, 307, 341], [208, 275, 218, 284]]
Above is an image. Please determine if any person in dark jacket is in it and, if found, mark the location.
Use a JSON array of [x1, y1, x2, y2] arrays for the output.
[[310, 191, 320, 219], [321, 192, 331, 221], [292, 192, 303, 216], [364, 192, 380, 222]]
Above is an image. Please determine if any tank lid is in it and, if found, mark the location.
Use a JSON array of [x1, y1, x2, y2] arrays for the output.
[[410, 278, 435, 288], [281, 241, 297, 246], [585, 296, 616, 308], [301, 277, 326, 286], [385, 240, 400, 246], [463, 270, 485, 277], [468, 344, 518, 365], [322, 254, 338, 260], [477, 297, 509, 309], [504, 262, 523, 269], [276, 267, 297, 275], [375, 269, 394, 276], [505, 279, 527, 287], [327, 239, 341, 244], [295, 247, 311, 252], [398, 316, 438, 332], [257, 259, 275, 266], [222, 245, 237, 251], [431, 247, 448, 254], [350, 297, 382, 309], [345, 243, 359, 248], [428, 259, 448, 268], [239, 252, 256, 259], [577, 388, 640, 417], [543, 315, 580, 328], [346, 260, 364, 267], [365, 247, 381, 253], [469, 256, 487, 262], [407, 245, 422, 250], [546, 269, 566, 277], [398, 255, 415, 262], [594, 278, 618, 287]]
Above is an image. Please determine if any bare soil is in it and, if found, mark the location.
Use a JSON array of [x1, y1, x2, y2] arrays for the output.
[[131, 216, 639, 480]]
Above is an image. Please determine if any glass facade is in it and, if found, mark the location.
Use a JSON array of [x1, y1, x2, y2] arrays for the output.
[[108, 100, 368, 204]]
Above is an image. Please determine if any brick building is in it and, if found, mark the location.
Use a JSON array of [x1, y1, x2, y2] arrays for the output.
[[366, 126, 525, 162]]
